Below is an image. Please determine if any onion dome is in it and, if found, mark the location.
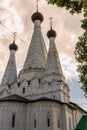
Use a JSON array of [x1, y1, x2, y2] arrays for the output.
[[47, 28, 57, 38], [9, 42, 18, 51], [31, 11, 44, 23]]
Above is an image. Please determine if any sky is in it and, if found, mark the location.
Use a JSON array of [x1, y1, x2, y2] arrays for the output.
[[0, 0, 87, 110]]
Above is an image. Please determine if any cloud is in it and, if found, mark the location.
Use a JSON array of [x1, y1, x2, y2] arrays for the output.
[[0, 0, 83, 74], [0, 1, 86, 110]]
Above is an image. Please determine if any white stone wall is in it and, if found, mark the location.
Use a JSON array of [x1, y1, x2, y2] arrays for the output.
[[26, 101, 75, 130], [27, 102, 54, 129], [0, 102, 26, 130], [0, 100, 84, 130], [9, 77, 69, 103], [61, 104, 75, 130]]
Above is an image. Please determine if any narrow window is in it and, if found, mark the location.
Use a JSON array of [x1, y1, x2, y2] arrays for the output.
[[58, 115, 60, 128], [34, 119, 36, 128], [69, 117, 71, 130], [47, 118, 50, 127], [23, 88, 25, 94], [12, 114, 15, 127], [28, 81, 30, 86], [58, 119, 60, 128], [53, 95, 55, 99]]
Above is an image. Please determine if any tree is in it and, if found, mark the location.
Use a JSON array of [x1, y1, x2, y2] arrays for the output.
[[75, 32, 87, 95], [46, 0, 87, 95]]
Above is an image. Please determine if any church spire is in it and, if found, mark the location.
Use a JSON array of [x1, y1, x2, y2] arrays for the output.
[[45, 19, 63, 76], [1, 33, 18, 86], [23, 6, 47, 70]]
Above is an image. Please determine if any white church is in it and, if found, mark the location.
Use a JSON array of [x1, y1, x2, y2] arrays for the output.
[[0, 8, 86, 130]]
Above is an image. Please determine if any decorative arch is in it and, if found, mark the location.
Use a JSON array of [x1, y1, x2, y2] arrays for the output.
[[58, 115, 60, 128], [33, 113, 37, 128], [46, 111, 51, 127]]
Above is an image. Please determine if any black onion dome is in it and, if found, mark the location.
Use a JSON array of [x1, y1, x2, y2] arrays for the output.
[[9, 43, 18, 51], [31, 12, 44, 23], [47, 28, 57, 38]]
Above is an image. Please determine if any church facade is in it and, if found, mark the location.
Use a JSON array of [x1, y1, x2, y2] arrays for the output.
[[0, 9, 86, 130]]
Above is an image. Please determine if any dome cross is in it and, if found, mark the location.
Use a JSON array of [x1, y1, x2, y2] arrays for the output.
[[49, 17, 53, 29], [13, 32, 17, 44], [36, 0, 39, 12]]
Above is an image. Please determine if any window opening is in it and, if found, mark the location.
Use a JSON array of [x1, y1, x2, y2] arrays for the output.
[[47, 118, 50, 127], [69, 117, 71, 130], [53, 95, 55, 99], [58, 119, 60, 128], [23, 88, 25, 94], [58, 115, 60, 128], [34, 119, 36, 128], [12, 114, 15, 127]]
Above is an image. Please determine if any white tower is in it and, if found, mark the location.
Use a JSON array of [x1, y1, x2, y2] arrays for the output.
[[18, 10, 47, 82], [1, 34, 18, 86], [41, 20, 69, 102]]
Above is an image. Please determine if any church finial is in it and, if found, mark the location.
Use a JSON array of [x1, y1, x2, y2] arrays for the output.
[[13, 32, 16, 44], [31, 0, 44, 23], [47, 18, 57, 38], [36, 0, 39, 12], [9, 32, 18, 51], [1, 33, 18, 85], [50, 17, 53, 29]]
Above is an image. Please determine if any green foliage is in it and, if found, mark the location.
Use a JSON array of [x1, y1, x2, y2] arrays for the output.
[[74, 32, 87, 95], [46, 0, 87, 29], [81, 18, 87, 31], [47, 0, 83, 14], [75, 32, 87, 63], [47, 0, 87, 95], [78, 64, 87, 94]]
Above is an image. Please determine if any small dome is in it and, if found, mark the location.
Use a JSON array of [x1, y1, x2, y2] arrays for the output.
[[31, 12, 44, 23], [9, 43, 18, 51], [47, 28, 57, 38]]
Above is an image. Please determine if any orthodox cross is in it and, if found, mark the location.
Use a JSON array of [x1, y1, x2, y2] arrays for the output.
[[36, 0, 39, 12], [13, 32, 17, 44], [50, 17, 53, 29]]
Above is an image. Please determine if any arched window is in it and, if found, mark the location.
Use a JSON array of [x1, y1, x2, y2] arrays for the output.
[[58, 115, 60, 128], [47, 118, 50, 127], [47, 112, 50, 127], [12, 114, 15, 127], [23, 88, 25, 94], [34, 119, 36, 128], [53, 95, 55, 99]]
